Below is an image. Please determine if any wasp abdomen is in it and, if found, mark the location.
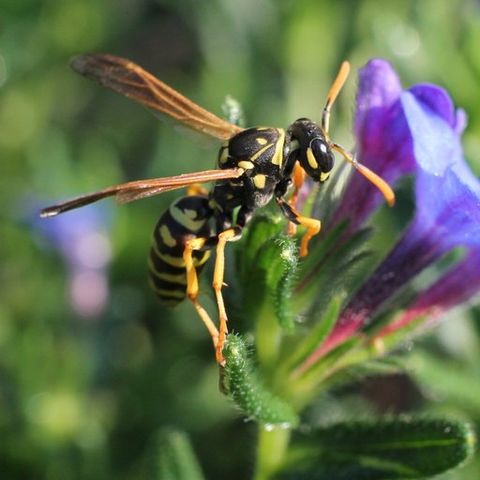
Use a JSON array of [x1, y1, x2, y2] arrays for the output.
[[149, 196, 213, 307]]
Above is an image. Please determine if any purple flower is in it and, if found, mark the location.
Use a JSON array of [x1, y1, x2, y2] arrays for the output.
[[37, 206, 111, 270], [378, 248, 480, 339], [302, 60, 480, 363], [330, 59, 466, 233], [35, 204, 113, 318]]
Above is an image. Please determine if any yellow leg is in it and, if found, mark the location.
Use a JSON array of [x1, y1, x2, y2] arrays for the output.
[[287, 162, 306, 236], [278, 198, 321, 258], [186, 183, 209, 196], [183, 238, 219, 352], [212, 228, 239, 365], [297, 213, 321, 257]]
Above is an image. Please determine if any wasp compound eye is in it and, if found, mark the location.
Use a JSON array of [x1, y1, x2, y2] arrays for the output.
[[311, 138, 335, 173]]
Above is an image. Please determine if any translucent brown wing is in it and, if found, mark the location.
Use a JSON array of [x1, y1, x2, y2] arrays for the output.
[[40, 168, 243, 217], [71, 54, 243, 140]]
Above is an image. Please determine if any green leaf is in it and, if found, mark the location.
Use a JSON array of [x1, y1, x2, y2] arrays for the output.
[[223, 334, 299, 428], [276, 417, 476, 480], [289, 336, 363, 407], [240, 217, 298, 331], [239, 213, 285, 279], [151, 428, 205, 480], [294, 221, 349, 296], [405, 351, 480, 414], [320, 357, 405, 392], [295, 227, 373, 315], [282, 296, 342, 372], [296, 336, 362, 384]]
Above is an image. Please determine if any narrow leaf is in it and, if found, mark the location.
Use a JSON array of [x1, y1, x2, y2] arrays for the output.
[[295, 227, 373, 314], [152, 428, 205, 480], [277, 417, 476, 480], [406, 351, 480, 413], [284, 296, 342, 372]]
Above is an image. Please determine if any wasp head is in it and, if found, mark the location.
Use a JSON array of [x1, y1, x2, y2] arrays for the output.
[[288, 118, 335, 183]]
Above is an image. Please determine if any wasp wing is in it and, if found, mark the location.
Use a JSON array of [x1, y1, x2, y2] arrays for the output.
[[71, 54, 243, 140], [40, 168, 243, 217]]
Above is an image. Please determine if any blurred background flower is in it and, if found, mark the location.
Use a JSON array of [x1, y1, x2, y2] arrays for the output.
[[1, 1, 480, 479], [33, 204, 112, 318]]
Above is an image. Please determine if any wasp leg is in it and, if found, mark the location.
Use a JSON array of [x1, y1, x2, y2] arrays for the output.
[[183, 238, 219, 351], [186, 183, 209, 196], [287, 162, 306, 236], [212, 226, 243, 365], [277, 198, 321, 257]]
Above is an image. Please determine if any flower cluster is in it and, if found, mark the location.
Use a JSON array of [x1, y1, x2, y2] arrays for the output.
[[304, 59, 480, 364]]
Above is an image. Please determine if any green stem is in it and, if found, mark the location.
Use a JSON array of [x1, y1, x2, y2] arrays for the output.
[[254, 426, 290, 480], [255, 308, 282, 372]]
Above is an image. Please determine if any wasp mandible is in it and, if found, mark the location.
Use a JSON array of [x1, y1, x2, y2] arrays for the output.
[[41, 54, 395, 364]]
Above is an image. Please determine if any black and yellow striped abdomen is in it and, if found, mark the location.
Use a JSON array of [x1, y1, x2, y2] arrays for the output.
[[149, 195, 214, 307]]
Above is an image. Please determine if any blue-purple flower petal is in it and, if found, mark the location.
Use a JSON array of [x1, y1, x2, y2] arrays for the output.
[[402, 91, 480, 248], [378, 248, 480, 338], [331, 60, 414, 231], [311, 64, 480, 357], [330, 61, 471, 234]]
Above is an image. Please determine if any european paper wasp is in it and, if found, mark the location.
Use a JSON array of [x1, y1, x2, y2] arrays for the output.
[[41, 54, 395, 364]]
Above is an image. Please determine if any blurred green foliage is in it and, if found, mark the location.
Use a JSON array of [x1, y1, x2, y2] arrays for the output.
[[1, 0, 480, 478]]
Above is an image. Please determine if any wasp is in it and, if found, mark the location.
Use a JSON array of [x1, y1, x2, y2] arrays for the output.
[[41, 54, 394, 364]]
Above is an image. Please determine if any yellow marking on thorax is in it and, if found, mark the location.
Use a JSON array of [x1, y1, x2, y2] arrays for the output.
[[250, 142, 274, 162], [238, 160, 255, 170], [159, 225, 177, 247], [170, 204, 206, 232], [271, 128, 285, 166], [306, 147, 319, 169], [253, 174, 266, 189]]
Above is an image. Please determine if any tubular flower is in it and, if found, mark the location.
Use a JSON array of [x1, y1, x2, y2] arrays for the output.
[[377, 248, 480, 339], [308, 60, 480, 360], [330, 59, 466, 233]]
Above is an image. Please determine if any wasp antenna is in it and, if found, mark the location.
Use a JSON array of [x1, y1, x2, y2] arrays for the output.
[[331, 143, 395, 207], [322, 61, 351, 136]]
